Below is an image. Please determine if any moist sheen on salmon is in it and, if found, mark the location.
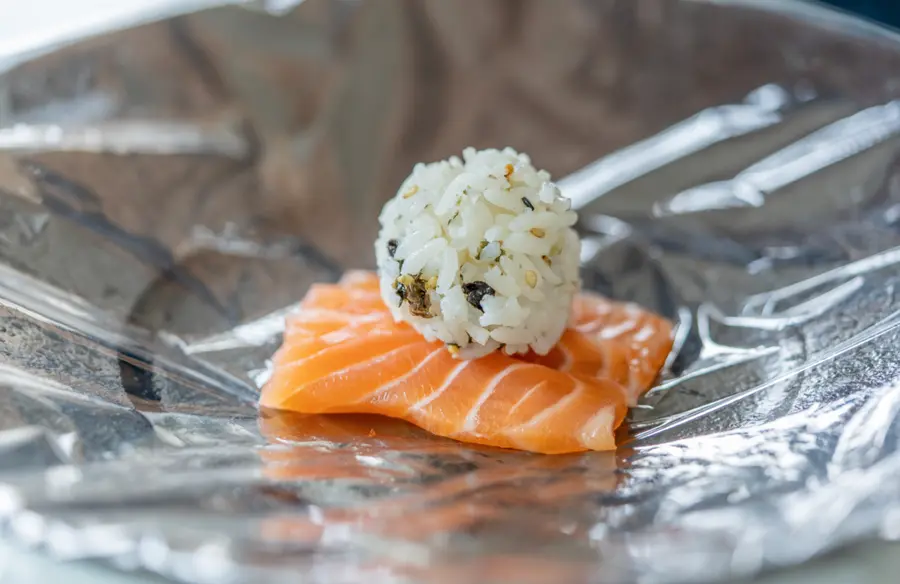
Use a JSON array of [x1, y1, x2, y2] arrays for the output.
[[260, 271, 673, 454]]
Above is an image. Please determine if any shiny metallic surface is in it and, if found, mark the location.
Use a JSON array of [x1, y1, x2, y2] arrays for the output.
[[1, 0, 900, 582]]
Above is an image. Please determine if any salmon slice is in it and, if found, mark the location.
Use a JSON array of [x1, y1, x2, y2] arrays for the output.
[[524, 294, 674, 404], [260, 271, 673, 454]]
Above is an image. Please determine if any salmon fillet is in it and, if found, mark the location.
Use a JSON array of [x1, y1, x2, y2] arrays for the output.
[[260, 271, 673, 454]]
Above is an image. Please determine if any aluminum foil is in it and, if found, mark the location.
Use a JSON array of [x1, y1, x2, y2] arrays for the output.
[[1, 0, 900, 582]]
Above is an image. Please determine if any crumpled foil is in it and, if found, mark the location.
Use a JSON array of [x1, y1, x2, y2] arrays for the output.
[[1, 0, 900, 582]]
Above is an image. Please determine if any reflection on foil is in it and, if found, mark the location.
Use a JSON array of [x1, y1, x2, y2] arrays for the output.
[[656, 101, 900, 216], [0, 120, 250, 158], [578, 215, 633, 264], [2, 1, 900, 584], [0, 0, 308, 73], [561, 84, 791, 210]]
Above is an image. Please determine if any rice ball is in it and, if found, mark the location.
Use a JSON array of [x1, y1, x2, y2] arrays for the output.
[[375, 147, 581, 359]]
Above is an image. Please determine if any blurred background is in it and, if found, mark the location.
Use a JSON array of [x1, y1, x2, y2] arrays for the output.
[[824, 0, 900, 27]]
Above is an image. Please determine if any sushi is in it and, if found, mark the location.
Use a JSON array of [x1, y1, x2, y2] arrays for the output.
[[260, 148, 674, 454], [375, 147, 581, 359]]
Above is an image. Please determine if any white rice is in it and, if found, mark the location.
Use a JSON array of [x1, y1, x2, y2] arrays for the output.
[[375, 147, 581, 359]]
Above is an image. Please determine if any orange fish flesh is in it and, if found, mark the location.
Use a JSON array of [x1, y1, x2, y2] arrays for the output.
[[260, 271, 673, 454]]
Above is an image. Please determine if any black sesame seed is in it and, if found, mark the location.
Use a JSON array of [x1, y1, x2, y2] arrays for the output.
[[387, 239, 399, 257], [461, 281, 495, 311], [522, 197, 534, 211]]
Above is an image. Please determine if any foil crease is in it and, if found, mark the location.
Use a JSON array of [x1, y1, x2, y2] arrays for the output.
[[1, 0, 900, 583]]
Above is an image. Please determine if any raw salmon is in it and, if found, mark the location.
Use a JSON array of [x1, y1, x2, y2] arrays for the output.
[[260, 271, 673, 454]]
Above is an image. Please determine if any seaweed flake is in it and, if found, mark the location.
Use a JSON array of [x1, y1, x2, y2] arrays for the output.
[[395, 278, 407, 306], [395, 274, 432, 317], [522, 197, 534, 211], [387, 239, 399, 257], [462, 281, 495, 311]]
